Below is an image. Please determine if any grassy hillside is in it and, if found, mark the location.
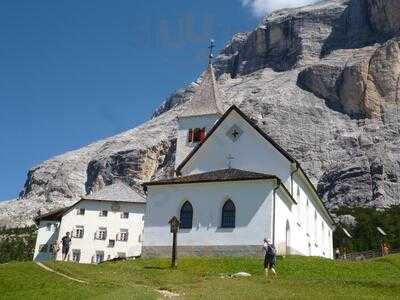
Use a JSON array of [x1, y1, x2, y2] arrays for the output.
[[1, 255, 400, 299]]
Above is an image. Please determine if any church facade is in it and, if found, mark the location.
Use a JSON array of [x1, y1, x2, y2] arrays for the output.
[[142, 63, 334, 258]]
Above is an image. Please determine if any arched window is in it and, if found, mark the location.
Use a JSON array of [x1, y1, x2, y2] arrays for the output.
[[306, 198, 310, 234], [314, 210, 318, 243], [180, 201, 193, 229], [221, 200, 235, 228], [286, 220, 291, 255]]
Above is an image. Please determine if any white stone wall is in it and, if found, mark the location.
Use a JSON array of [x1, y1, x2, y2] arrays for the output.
[[33, 220, 60, 261], [180, 110, 292, 188], [56, 200, 145, 263], [273, 188, 294, 255], [175, 115, 220, 169], [291, 174, 334, 259], [143, 180, 274, 248]]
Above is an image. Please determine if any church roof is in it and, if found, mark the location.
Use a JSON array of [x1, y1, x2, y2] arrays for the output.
[[180, 63, 224, 118], [82, 181, 146, 204], [144, 168, 276, 186], [144, 168, 297, 204]]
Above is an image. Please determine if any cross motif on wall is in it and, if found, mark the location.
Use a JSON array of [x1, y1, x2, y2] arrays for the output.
[[226, 154, 235, 169], [231, 129, 240, 139], [226, 124, 243, 142]]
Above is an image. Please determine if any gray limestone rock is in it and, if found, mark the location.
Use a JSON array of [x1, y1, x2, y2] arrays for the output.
[[2, 0, 400, 227]]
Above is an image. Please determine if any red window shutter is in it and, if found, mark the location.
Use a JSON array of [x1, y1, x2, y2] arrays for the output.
[[187, 129, 193, 142], [193, 128, 202, 142], [200, 128, 206, 142]]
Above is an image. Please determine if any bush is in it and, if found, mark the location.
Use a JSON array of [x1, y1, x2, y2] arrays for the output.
[[334, 205, 400, 252], [0, 225, 37, 263]]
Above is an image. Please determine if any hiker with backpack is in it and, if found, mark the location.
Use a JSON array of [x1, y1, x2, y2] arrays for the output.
[[263, 238, 277, 278]]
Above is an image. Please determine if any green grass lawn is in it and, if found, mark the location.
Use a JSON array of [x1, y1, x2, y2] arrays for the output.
[[1, 255, 400, 299]]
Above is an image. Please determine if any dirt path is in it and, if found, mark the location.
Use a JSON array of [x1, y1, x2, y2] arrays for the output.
[[35, 261, 87, 284], [34, 261, 181, 298]]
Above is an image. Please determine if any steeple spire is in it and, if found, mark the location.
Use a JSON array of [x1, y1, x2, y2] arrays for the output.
[[180, 39, 223, 118]]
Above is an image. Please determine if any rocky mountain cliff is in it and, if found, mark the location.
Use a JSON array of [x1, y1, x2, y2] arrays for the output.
[[1, 0, 400, 227]]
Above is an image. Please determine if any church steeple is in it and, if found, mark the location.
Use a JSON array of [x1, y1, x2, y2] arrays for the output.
[[180, 39, 223, 118], [180, 62, 223, 118], [175, 40, 225, 170]]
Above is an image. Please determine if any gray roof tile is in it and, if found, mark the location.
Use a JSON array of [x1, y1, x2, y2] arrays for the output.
[[144, 168, 276, 186], [180, 64, 224, 117], [82, 181, 146, 203]]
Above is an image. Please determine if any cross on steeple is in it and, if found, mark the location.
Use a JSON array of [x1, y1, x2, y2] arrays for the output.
[[208, 39, 215, 65]]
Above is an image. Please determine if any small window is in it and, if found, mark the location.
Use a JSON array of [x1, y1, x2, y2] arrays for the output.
[[121, 212, 129, 219], [99, 210, 108, 217], [96, 227, 107, 240], [77, 208, 85, 215], [39, 244, 48, 253], [180, 201, 193, 229], [118, 229, 129, 241], [74, 226, 84, 238], [117, 252, 126, 258], [46, 223, 52, 231], [108, 239, 115, 247], [221, 200, 235, 228], [72, 249, 81, 263], [187, 128, 206, 143], [96, 251, 104, 263]]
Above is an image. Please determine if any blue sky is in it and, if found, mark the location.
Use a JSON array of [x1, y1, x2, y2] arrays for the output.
[[0, 0, 260, 201]]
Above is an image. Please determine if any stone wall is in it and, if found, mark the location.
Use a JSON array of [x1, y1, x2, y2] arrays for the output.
[[142, 245, 264, 258]]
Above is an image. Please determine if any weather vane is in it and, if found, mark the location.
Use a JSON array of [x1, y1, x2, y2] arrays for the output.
[[208, 39, 215, 64]]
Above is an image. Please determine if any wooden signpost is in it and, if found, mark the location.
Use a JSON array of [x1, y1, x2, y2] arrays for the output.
[[169, 216, 180, 269]]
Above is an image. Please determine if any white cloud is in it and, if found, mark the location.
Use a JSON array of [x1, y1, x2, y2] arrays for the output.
[[241, 0, 320, 17]]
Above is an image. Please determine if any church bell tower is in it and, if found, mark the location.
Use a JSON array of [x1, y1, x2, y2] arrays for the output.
[[175, 40, 224, 171]]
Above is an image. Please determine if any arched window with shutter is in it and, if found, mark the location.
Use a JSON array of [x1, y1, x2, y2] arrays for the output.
[[180, 201, 193, 229], [221, 200, 236, 228]]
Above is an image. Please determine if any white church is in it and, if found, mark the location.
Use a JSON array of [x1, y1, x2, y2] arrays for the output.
[[33, 62, 334, 263], [142, 63, 334, 258]]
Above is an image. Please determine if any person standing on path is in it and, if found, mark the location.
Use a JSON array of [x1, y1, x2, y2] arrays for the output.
[[335, 248, 340, 260], [60, 232, 71, 261], [263, 238, 277, 279]]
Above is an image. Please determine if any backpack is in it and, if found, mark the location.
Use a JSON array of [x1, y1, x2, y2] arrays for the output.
[[266, 244, 277, 256]]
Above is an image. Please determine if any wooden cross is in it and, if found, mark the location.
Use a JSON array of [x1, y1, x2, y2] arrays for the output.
[[169, 216, 180, 268]]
